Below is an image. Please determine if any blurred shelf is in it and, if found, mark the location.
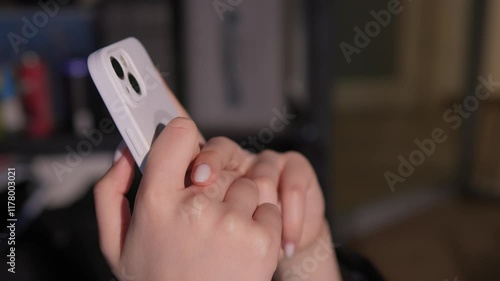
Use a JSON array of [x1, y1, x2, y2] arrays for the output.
[[0, 134, 121, 156]]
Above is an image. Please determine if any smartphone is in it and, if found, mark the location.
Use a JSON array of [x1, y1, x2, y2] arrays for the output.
[[88, 37, 179, 172]]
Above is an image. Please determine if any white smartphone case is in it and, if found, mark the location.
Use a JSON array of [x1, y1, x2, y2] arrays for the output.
[[88, 37, 179, 171]]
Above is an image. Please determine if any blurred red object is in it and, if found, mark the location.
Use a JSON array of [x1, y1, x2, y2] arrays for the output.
[[18, 51, 54, 138]]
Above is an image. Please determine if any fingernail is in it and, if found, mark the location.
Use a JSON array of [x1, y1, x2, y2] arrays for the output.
[[284, 242, 295, 258], [114, 141, 127, 163], [193, 164, 211, 183]]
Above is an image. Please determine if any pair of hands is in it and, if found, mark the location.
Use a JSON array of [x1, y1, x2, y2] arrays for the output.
[[94, 118, 329, 281]]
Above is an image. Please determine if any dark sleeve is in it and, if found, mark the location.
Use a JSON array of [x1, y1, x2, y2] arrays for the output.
[[336, 246, 386, 281]]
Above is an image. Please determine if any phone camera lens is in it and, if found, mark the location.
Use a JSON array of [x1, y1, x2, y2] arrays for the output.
[[128, 73, 141, 95], [110, 57, 124, 80]]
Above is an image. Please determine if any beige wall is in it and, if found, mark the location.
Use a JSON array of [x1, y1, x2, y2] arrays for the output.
[[334, 0, 471, 113], [332, 0, 473, 213], [482, 0, 500, 91]]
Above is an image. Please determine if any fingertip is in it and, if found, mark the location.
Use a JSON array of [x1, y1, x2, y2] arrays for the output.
[[168, 116, 197, 129], [284, 242, 296, 258], [190, 150, 223, 186], [192, 163, 212, 184]]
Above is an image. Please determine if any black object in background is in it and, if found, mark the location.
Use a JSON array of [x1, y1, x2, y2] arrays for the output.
[[337, 247, 387, 281]]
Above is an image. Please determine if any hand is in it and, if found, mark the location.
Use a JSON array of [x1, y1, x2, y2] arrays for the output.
[[95, 118, 282, 281], [246, 150, 326, 256], [191, 141, 325, 257]]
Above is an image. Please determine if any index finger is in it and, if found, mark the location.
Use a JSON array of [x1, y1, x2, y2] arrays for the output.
[[94, 148, 135, 266], [191, 137, 254, 186], [142, 117, 201, 193], [246, 150, 285, 205]]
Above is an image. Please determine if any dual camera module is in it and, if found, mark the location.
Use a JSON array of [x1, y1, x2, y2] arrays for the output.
[[110, 56, 141, 95]]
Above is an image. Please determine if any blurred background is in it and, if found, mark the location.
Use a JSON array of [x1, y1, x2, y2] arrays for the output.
[[0, 0, 500, 280]]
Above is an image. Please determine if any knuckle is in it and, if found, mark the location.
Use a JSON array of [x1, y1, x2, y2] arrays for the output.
[[261, 149, 280, 159], [190, 193, 211, 211], [213, 171, 236, 190], [241, 149, 256, 163], [251, 226, 277, 257], [220, 210, 245, 234], [169, 117, 196, 131], [227, 159, 241, 172], [211, 136, 232, 146], [179, 193, 212, 222], [285, 150, 308, 163], [206, 178, 228, 199], [234, 177, 258, 189], [239, 152, 257, 172], [198, 150, 220, 162], [254, 161, 278, 173], [286, 183, 308, 195], [254, 176, 276, 192]]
